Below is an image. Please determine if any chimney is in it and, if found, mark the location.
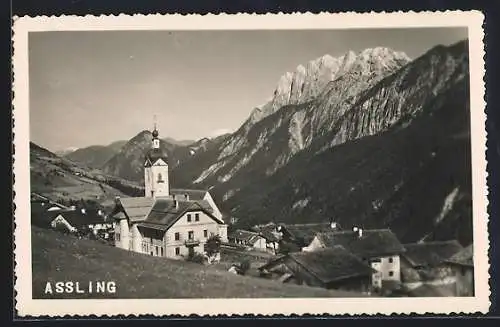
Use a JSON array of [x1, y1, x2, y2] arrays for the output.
[[184, 193, 189, 201]]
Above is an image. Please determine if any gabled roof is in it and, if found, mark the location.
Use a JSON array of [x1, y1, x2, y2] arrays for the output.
[[229, 229, 263, 243], [317, 229, 405, 258], [259, 229, 280, 243], [260, 246, 374, 285], [56, 210, 106, 227], [32, 209, 105, 228], [445, 244, 473, 268], [282, 222, 334, 244], [289, 246, 375, 284], [144, 148, 168, 167], [402, 240, 463, 267], [118, 197, 156, 222], [140, 198, 224, 231], [170, 189, 208, 201]]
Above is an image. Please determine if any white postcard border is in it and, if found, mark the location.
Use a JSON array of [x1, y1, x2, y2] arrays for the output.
[[13, 11, 489, 316]]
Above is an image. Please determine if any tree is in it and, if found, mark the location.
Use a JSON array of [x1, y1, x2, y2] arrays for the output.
[[205, 234, 221, 257]]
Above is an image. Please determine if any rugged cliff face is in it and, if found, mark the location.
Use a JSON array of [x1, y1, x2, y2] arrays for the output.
[[180, 47, 412, 191], [172, 40, 472, 244]]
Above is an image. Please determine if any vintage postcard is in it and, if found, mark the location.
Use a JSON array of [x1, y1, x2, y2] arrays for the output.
[[13, 11, 489, 317]]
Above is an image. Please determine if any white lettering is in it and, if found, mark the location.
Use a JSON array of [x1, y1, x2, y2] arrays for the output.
[[96, 281, 105, 293], [107, 281, 116, 293], [55, 282, 64, 293], [76, 282, 84, 294], [65, 281, 74, 293], [44, 282, 53, 294]]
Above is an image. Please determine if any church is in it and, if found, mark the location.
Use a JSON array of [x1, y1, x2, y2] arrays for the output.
[[111, 125, 228, 259]]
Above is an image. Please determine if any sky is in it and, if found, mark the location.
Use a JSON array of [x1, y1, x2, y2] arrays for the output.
[[29, 27, 468, 152]]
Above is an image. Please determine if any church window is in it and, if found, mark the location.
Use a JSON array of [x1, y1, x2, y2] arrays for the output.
[[195, 213, 200, 221], [157, 173, 164, 183], [187, 214, 192, 222]]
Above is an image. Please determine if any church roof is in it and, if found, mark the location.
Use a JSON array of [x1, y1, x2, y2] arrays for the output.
[[145, 148, 168, 167], [113, 195, 224, 229], [142, 198, 223, 229], [170, 189, 208, 201], [118, 197, 155, 222]]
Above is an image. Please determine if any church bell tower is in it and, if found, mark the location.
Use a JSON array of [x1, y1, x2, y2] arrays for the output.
[[144, 119, 169, 198]]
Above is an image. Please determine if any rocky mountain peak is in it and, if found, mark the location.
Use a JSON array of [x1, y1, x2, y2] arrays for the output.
[[247, 47, 411, 128]]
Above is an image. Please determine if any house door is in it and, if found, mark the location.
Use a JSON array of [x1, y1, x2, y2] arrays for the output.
[[188, 246, 195, 258]]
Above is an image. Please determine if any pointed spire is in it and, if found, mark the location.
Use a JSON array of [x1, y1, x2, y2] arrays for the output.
[[151, 115, 160, 148], [152, 115, 159, 139]]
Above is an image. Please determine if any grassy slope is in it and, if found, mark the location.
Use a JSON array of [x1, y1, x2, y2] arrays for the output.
[[32, 227, 369, 299], [30, 142, 143, 208]]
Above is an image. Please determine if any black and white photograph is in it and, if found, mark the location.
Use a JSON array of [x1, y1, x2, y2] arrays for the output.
[[13, 12, 489, 316]]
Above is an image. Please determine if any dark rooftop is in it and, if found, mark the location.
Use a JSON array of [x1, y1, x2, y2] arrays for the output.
[[229, 229, 262, 243], [445, 244, 473, 267], [317, 229, 406, 258], [402, 240, 464, 267], [289, 246, 375, 284]]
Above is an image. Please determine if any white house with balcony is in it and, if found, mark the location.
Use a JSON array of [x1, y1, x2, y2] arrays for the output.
[[111, 124, 228, 259]]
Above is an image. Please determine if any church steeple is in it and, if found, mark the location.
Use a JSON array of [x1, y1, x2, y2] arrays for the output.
[[152, 115, 160, 149], [144, 117, 169, 198]]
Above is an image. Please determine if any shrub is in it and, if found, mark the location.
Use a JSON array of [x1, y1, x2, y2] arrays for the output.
[[239, 259, 251, 275], [186, 252, 205, 264]]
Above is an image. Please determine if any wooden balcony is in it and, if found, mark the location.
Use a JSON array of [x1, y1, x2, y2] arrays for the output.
[[184, 238, 200, 247]]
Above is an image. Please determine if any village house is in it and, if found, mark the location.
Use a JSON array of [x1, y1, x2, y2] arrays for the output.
[[258, 246, 375, 293], [302, 228, 406, 291], [111, 125, 228, 259], [444, 244, 474, 296], [31, 193, 70, 214], [31, 207, 112, 235], [400, 240, 463, 284], [228, 229, 267, 250]]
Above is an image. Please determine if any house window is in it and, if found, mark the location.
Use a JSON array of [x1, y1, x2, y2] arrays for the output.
[[161, 247, 164, 257], [187, 214, 192, 222], [389, 271, 394, 277], [195, 213, 200, 221], [175, 232, 180, 241], [175, 247, 180, 255], [388, 257, 394, 263], [188, 231, 194, 240], [115, 233, 120, 242], [204, 230, 208, 238]]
